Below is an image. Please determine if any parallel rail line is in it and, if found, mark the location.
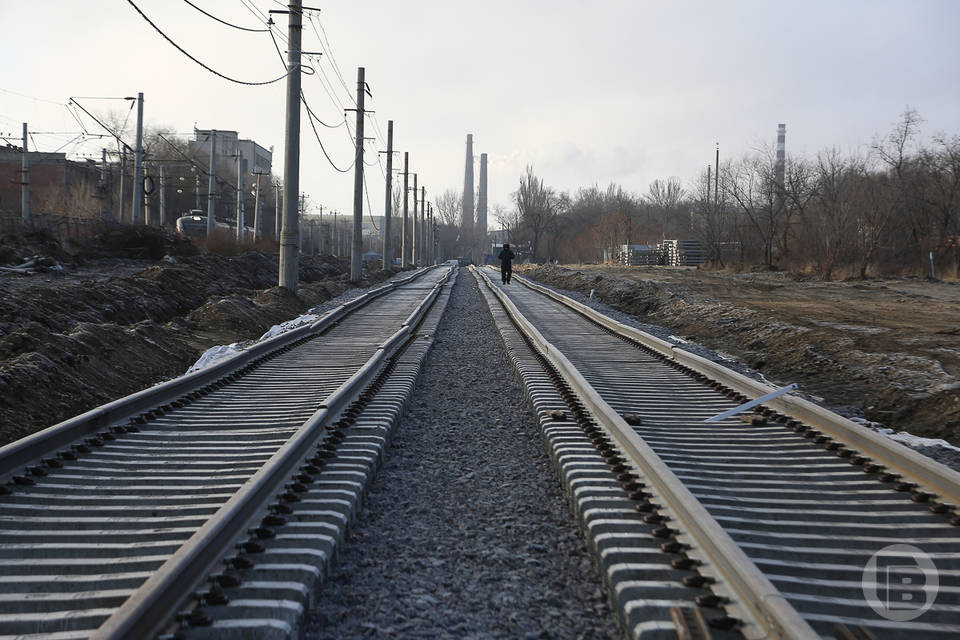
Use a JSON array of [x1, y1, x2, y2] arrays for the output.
[[4, 262, 958, 639], [0, 265, 453, 639], [473, 266, 960, 639]]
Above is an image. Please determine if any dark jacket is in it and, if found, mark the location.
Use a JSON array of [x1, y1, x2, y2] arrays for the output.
[[497, 248, 515, 264]]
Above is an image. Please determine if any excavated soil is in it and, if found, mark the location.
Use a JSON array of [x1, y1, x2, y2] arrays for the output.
[[517, 264, 960, 446], [0, 228, 395, 446]]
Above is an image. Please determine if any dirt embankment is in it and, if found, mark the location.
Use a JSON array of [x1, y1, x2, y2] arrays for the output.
[[0, 228, 395, 446], [517, 264, 960, 446]]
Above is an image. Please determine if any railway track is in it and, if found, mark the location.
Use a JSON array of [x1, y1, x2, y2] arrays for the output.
[[0, 265, 455, 639], [473, 266, 960, 640]]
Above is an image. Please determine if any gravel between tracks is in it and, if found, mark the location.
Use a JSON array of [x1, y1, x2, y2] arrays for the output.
[[306, 273, 618, 640]]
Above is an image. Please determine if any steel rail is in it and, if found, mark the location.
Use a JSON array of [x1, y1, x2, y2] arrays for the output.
[[92, 266, 453, 639], [507, 270, 960, 506], [0, 268, 430, 482], [474, 266, 817, 640]]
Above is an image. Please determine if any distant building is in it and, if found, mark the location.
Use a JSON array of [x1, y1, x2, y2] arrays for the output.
[[191, 128, 272, 176], [488, 229, 509, 246], [0, 145, 99, 216]]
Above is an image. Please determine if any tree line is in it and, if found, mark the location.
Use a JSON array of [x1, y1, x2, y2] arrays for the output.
[[470, 110, 959, 278]]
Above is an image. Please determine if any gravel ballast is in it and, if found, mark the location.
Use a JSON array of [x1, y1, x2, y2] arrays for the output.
[[306, 272, 618, 639]]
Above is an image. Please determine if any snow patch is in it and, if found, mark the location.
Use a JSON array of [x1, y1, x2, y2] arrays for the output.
[[880, 429, 960, 454], [187, 343, 243, 374], [668, 335, 688, 344], [259, 313, 320, 341], [855, 419, 960, 455], [185, 310, 322, 373]]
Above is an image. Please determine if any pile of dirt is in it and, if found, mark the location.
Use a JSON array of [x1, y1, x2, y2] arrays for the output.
[[0, 229, 75, 267], [0, 233, 397, 446], [1, 225, 198, 270], [518, 264, 960, 446], [77, 224, 200, 261]]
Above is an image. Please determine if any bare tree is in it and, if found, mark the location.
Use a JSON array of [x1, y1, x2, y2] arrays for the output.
[[392, 181, 403, 225], [855, 168, 899, 278], [722, 153, 785, 265], [925, 135, 960, 274], [434, 188, 462, 226], [873, 108, 928, 269], [777, 154, 815, 260], [803, 149, 864, 278], [512, 165, 566, 259], [689, 168, 729, 265], [645, 177, 686, 210]]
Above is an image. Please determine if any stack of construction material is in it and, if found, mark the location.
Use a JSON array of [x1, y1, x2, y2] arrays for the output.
[[619, 244, 661, 266], [660, 239, 706, 266]]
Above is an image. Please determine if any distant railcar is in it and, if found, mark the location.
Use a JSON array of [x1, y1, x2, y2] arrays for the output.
[[176, 211, 254, 243], [175, 211, 208, 239]]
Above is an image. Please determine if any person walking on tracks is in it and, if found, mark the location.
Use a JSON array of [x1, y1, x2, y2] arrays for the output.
[[498, 243, 515, 284]]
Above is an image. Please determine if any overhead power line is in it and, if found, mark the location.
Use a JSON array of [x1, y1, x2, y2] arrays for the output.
[[125, 0, 290, 86], [306, 14, 355, 107], [263, 19, 353, 173], [265, 28, 341, 130], [182, 0, 269, 31], [363, 172, 378, 231], [303, 98, 355, 173], [0, 87, 64, 105], [68, 98, 136, 153]]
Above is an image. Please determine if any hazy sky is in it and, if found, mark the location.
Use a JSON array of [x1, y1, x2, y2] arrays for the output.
[[2, 0, 958, 224]]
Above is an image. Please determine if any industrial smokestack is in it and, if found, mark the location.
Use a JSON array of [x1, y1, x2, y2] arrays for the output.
[[775, 123, 786, 190], [477, 152, 488, 240], [462, 134, 474, 233]]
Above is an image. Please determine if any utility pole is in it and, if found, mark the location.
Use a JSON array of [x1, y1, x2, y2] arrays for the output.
[[279, 0, 303, 291], [420, 185, 426, 265], [119, 148, 127, 224], [274, 183, 281, 241], [20, 123, 30, 230], [706, 164, 711, 207], [253, 171, 264, 240], [99, 148, 107, 220], [317, 204, 323, 253], [714, 142, 719, 209], [349, 66, 366, 283], [429, 203, 435, 265], [236, 154, 243, 243], [401, 152, 409, 268], [132, 92, 144, 224], [143, 167, 151, 225], [412, 173, 418, 266], [159, 164, 167, 226], [332, 209, 338, 256], [299, 192, 305, 253], [381, 120, 393, 270], [206, 130, 217, 240], [424, 202, 430, 266]]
